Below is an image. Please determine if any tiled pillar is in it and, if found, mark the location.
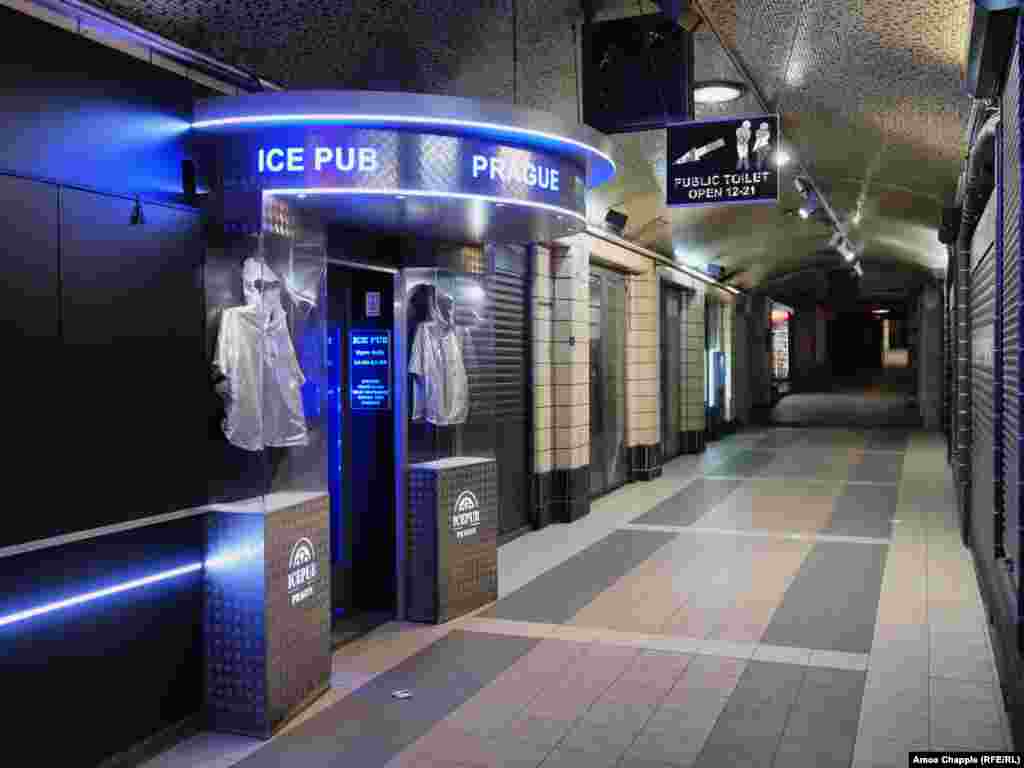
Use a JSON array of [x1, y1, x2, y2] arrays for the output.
[[626, 264, 662, 480], [918, 283, 944, 430], [723, 295, 735, 427], [682, 282, 707, 453], [531, 244, 555, 528], [550, 237, 591, 522]]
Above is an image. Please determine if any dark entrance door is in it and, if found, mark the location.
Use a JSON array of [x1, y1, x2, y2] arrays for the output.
[[327, 264, 396, 643], [589, 265, 628, 497], [661, 283, 683, 461]]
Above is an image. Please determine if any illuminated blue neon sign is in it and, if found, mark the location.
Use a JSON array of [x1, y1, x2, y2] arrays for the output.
[[350, 330, 391, 411], [258, 146, 379, 173], [216, 125, 584, 216]]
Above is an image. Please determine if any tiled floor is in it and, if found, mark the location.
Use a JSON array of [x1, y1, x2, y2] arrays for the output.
[[142, 429, 1011, 768]]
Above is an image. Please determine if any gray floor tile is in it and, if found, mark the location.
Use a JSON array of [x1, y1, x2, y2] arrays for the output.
[[510, 716, 576, 748], [760, 452, 834, 478], [632, 478, 743, 526], [852, 736, 928, 768], [483, 530, 676, 624], [233, 631, 538, 768], [864, 430, 910, 452], [481, 734, 552, 767], [707, 450, 777, 477], [773, 737, 851, 768], [849, 452, 905, 484], [760, 541, 889, 654], [617, 759, 684, 768], [559, 720, 641, 755], [690, 661, 805, 767], [693, 740, 772, 768], [753, 432, 807, 451], [826, 484, 899, 539], [583, 700, 656, 730], [540, 746, 622, 768], [646, 697, 727, 734], [773, 670, 865, 768], [627, 729, 707, 764]]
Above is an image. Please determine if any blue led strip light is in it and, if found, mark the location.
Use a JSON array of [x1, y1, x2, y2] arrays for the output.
[[262, 187, 587, 225], [0, 562, 203, 628], [190, 112, 615, 180]]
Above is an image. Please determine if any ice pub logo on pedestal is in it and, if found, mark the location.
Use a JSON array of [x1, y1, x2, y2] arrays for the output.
[[287, 538, 318, 606], [452, 491, 481, 540]]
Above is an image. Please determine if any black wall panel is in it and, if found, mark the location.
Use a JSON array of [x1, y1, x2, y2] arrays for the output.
[[0, 6, 209, 204], [0, 174, 60, 547], [58, 189, 206, 544], [0, 518, 204, 767]]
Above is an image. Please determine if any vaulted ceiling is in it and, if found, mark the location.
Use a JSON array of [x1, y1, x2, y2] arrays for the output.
[[83, 0, 971, 297]]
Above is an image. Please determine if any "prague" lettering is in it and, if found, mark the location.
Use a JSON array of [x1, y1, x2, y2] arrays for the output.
[[471, 155, 559, 191]]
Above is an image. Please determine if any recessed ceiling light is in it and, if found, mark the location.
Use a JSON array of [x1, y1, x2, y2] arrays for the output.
[[774, 150, 791, 167], [693, 80, 747, 105], [798, 207, 810, 219]]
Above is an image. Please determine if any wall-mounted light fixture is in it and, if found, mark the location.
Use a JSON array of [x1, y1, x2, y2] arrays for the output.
[[693, 80, 747, 105]]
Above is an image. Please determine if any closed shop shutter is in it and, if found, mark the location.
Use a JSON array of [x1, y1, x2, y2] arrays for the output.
[[1004, 50, 1023, 578], [971, 194, 998, 566], [489, 247, 532, 540]]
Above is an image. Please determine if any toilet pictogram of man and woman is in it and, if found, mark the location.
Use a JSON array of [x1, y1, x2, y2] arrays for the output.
[[736, 120, 772, 171]]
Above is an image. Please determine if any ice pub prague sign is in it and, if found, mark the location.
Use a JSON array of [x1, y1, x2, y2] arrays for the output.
[[666, 115, 780, 208], [288, 538, 318, 606]]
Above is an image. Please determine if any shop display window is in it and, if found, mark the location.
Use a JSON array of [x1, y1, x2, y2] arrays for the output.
[[207, 229, 328, 506], [405, 268, 497, 467]]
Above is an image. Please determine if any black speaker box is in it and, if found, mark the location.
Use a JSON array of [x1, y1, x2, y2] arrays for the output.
[[939, 205, 961, 245], [582, 14, 693, 134]]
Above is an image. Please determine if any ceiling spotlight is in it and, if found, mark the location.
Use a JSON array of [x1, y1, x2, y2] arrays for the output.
[[774, 150, 791, 167], [851, 210, 862, 226], [798, 207, 811, 219], [872, 308, 889, 314], [838, 241, 855, 262], [693, 80, 747, 105]]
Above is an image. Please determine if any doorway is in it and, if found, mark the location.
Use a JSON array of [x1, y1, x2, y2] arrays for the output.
[[326, 263, 397, 645], [661, 282, 683, 461], [590, 265, 628, 498]]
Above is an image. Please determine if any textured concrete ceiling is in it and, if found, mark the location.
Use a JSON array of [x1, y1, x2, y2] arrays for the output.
[[81, 0, 970, 293]]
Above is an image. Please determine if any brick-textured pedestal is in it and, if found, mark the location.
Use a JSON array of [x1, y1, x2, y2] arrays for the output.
[[407, 457, 498, 623], [204, 491, 330, 739]]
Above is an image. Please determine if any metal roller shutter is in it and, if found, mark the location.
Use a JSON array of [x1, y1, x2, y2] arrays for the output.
[[1005, 40, 1023, 581], [472, 245, 532, 541], [971, 193, 998, 567], [491, 266, 531, 539]]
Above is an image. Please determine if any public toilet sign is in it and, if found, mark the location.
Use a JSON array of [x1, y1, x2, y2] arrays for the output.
[[666, 114, 780, 208]]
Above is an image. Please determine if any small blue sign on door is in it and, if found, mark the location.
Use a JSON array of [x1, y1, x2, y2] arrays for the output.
[[350, 330, 391, 411]]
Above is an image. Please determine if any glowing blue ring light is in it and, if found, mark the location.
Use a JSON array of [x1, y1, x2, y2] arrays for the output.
[[191, 90, 616, 188]]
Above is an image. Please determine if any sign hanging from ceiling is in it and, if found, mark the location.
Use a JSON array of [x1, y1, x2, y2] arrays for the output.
[[666, 114, 780, 208]]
